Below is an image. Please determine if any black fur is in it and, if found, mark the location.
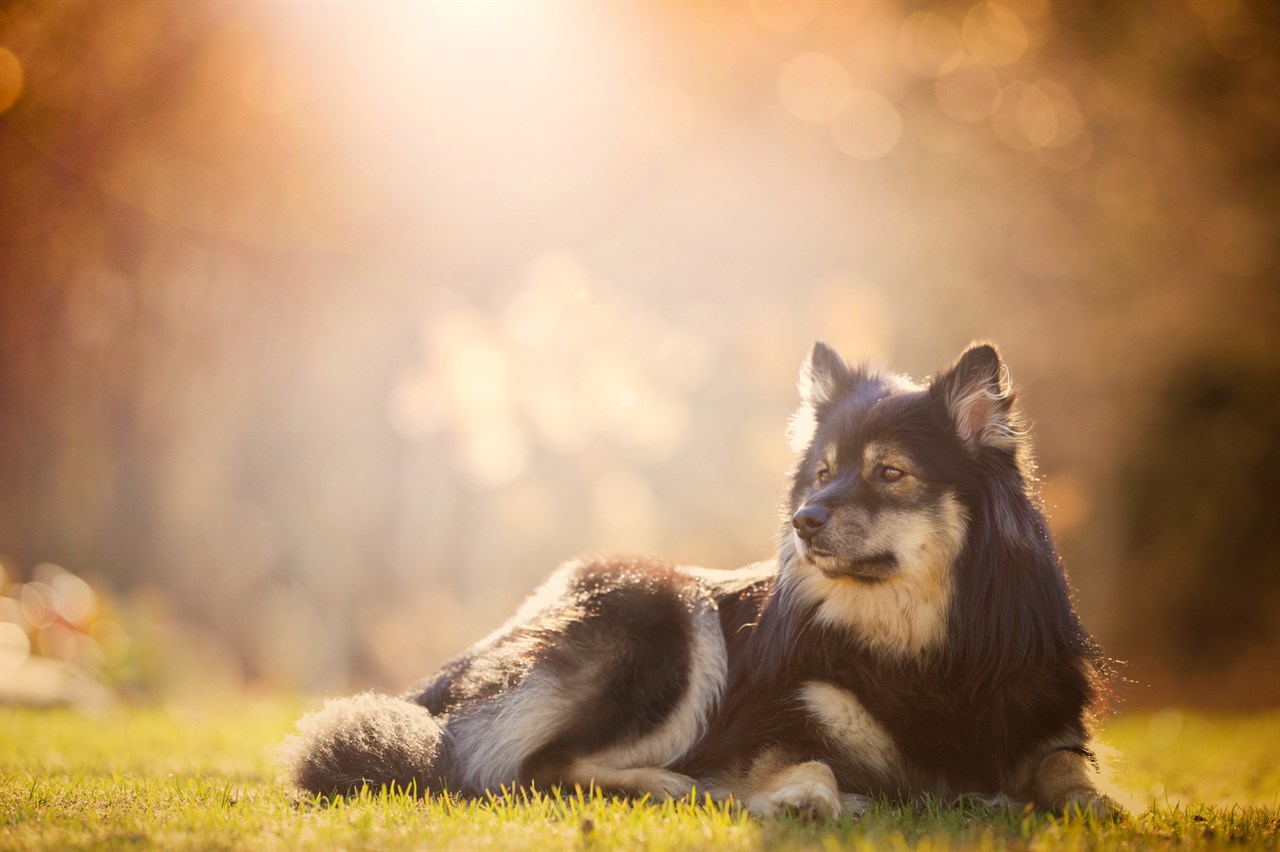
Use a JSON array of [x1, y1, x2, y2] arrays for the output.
[[280, 342, 1107, 813]]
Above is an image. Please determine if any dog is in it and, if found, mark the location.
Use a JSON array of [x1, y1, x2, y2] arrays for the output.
[[280, 341, 1118, 819]]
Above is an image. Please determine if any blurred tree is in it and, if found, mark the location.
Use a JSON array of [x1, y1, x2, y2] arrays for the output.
[[1121, 358, 1280, 703]]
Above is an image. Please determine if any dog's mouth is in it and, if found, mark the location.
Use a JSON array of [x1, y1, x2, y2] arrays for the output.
[[788, 534, 901, 580], [802, 544, 899, 582]]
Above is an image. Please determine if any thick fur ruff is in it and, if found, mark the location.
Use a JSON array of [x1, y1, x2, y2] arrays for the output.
[[281, 342, 1119, 819]]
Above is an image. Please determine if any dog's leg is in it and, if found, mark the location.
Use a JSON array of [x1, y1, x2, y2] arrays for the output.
[[1030, 747, 1122, 819], [556, 760, 698, 801], [739, 752, 842, 820]]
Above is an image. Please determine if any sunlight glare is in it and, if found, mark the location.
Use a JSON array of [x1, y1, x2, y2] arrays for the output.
[[747, 0, 821, 34]]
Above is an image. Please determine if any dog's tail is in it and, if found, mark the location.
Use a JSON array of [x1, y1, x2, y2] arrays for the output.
[[278, 692, 449, 798]]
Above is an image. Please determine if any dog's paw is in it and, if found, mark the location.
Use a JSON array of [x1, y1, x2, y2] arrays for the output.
[[1060, 790, 1126, 821], [955, 792, 1019, 811], [634, 769, 697, 801], [747, 761, 842, 820], [754, 780, 842, 820], [839, 792, 872, 817]]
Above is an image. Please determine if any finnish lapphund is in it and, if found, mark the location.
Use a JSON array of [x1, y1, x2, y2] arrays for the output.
[[281, 342, 1119, 819]]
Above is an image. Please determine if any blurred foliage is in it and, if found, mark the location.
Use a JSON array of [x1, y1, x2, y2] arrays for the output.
[[0, 0, 1277, 703], [0, 559, 245, 706], [1119, 360, 1280, 704]]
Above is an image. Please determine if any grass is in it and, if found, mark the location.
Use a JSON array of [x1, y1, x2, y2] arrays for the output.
[[1, 698, 1277, 850]]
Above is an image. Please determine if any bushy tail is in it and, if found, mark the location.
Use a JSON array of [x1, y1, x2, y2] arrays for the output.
[[278, 692, 449, 798]]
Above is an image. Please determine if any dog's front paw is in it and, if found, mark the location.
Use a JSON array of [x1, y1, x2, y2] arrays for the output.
[[839, 792, 872, 817], [635, 769, 697, 801], [955, 792, 1019, 811], [1060, 790, 1125, 821], [747, 761, 842, 820]]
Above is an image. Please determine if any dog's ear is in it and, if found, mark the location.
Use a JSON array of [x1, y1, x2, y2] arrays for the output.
[[788, 341, 851, 452], [798, 341, 851, 408], [932, 342, 1021, 452]]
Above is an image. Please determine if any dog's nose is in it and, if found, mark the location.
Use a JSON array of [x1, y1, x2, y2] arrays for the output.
[[792, 506, 829, 540]]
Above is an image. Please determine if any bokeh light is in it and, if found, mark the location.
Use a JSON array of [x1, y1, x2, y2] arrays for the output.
[[962, 1, 1029, 67], [935, 63, 1003, 124], [830, 89, 903, 160], [777, 52, 853, 124]]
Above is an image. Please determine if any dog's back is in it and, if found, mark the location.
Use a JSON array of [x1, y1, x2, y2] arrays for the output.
[[283, 557, 756, 799]]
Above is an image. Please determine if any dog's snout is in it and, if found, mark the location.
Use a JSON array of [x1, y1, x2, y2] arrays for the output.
[[792, 505, 829, 540]]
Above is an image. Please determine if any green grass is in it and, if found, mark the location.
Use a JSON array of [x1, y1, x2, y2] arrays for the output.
[[1, 699, 1277, 850]]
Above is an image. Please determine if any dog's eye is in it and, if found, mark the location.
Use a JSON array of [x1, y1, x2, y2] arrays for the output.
[[879, 466, 905, 483], [817, 467, 831, 485]]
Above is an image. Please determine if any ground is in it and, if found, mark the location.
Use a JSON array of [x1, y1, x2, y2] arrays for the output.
[[1, 699, 1277, 850]]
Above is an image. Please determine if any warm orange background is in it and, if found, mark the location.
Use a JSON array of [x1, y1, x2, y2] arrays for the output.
[[1, 0, 1276, 705]]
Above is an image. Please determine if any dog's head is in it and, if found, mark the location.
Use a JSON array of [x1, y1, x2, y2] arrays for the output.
[[780, 341, 1030, 654]]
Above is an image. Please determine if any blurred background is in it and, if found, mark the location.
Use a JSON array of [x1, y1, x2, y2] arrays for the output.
[[1, 0, 1277, 708]]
